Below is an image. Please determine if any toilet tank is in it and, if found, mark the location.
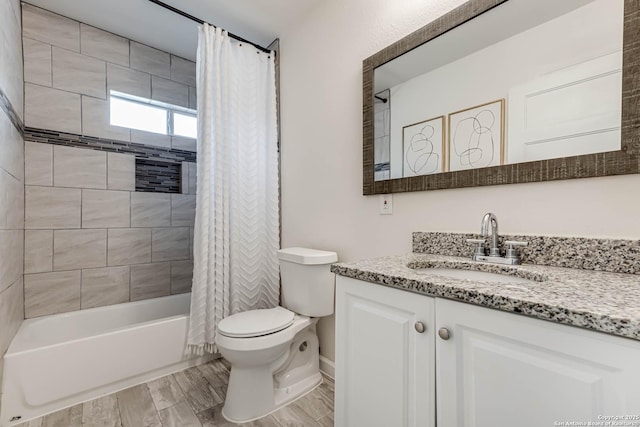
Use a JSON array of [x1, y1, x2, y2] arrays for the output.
[[277, 247, 338, 317]]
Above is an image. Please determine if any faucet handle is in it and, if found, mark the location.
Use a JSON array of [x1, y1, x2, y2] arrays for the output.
[[504, 240, 528, 259], [466, 238, 485, 244], [466, 238, 486, 257]]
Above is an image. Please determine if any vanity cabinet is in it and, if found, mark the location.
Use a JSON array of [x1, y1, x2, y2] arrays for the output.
[[436, 298, 640, 426], [335, 276, 640, 427], [335, 276, 435, 427]]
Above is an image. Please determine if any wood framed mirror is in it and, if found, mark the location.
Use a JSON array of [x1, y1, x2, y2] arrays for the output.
[[362, 0, 639, 195]]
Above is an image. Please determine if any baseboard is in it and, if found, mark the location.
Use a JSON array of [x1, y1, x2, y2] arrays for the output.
[[319, 355, 335, 379]]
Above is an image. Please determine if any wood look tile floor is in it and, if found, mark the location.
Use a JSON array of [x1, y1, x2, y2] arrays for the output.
[[18, 358, 334, 427]]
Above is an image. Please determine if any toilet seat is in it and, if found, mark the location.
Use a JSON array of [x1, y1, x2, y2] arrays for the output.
[[218, 307, 295, 338]]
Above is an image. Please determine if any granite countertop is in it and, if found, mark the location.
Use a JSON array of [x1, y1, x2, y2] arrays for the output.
[[331, 253, 640, 341]]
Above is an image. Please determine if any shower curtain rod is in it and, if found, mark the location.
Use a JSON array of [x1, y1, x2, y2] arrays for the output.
[[147, 0, 273, 54]]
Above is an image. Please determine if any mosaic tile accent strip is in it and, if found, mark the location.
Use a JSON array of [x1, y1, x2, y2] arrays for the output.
[[136, 158, 181, 193], [412, 232, 640, 275], [0, 87, 24, 134], [331, 253, 640, 342], [23, 127, 196, 163], [24, 127, 195, 193]]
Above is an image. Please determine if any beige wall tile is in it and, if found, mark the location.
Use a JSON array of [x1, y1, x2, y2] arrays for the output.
[[25, 141, 53, 186], [80, 24, 129, 66], [180, 162, 189, 194], [152, 76, 189, 108], [188, 162, 197, 195], [171, 195, 195, 226], [22, 3, 80, 52], [25, 83, 81, 134], [171, 136, 196, 152], [0, 176, 23, 231], [130, 129, 171, 149], [23, 37, 51, 86], [170, 56, 196, 86], [53, 145, 106, 189], [130, 42, 170, 78], [0, 110, 24, 182], [52, 47, 106, 99], [130, 262, 170, 301], [82, 96, 131, 141], [0, 171, 24, 229], [131, 193, 171, 227], [82, 189, 130, 228], [171, 260, 193, 294], [25, 230, 53, 274], [152, 227, 190, 262], [0, 230, 23, 294], [188, 86, 197, 110], [0, 0, 24, 119], [107, 152, 135, 191], [81, 266, 130, 309], [107, 63, 151, 99], [25, 186, 80, 229], [53, 229, 107, 271], [107, 228, 151, 266], [24, 270, 80, 318], [0, 277, 24, 355]]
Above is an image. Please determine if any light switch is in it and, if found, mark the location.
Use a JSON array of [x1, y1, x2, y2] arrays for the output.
[[379, 194, 393, 215]]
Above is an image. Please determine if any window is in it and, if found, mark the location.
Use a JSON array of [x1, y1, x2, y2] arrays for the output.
[[109, 91, 197, 138], [173, 112, 197, 139]]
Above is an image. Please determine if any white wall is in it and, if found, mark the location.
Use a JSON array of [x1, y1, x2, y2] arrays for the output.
[[279, 0, 640, 362]]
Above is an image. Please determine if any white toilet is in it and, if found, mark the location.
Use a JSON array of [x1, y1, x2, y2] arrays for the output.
[[215, 247, 338, 423]]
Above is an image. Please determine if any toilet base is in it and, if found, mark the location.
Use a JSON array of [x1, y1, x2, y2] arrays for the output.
[[221, 372, 322, 423], [219, 320, 322, 423]]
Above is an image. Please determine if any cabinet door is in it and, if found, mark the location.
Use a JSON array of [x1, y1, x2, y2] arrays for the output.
[[335, 276, 435, 427], [436, 298, 640, 427]]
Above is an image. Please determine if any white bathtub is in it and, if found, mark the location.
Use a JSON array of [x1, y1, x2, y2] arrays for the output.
[[1, 293, 211, 426]]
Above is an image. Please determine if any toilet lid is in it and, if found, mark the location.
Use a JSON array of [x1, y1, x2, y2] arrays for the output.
[[217, 307, 295, 338]]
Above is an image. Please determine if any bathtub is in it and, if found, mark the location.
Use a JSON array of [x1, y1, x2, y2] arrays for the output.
[[1, 293, 211, 426]]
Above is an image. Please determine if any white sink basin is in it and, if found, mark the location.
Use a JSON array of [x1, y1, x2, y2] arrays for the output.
[[414, 267, 537, 284]]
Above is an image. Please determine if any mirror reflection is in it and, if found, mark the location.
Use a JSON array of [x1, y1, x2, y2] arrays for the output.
[[373, 0, 623, 181]]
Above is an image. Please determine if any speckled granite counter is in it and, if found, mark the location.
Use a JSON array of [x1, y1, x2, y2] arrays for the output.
[[331, 253, 640, 342]]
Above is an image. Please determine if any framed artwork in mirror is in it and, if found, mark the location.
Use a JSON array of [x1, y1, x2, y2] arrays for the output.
[[448, 99, 504, 172], [402, 116, 445, 177]]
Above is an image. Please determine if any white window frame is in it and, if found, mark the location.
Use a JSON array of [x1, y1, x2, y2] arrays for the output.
[[110, 90, 197, 138]]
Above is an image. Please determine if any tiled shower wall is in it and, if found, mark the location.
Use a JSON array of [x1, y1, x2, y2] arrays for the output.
[[24, 143, 197, 318], [0, 0, 24, 414], [22, 3, 197, 152], [21, 3, 200, 318]]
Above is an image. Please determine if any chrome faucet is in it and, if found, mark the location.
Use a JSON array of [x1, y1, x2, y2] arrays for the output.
[[466, 212, 528, 265], [480, 212, 501, 257]]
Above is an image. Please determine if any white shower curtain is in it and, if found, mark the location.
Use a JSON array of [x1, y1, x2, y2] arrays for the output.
[[187, 24, 280, 354]]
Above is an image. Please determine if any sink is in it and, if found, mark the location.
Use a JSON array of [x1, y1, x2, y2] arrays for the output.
[[413, 267, 538, 284]]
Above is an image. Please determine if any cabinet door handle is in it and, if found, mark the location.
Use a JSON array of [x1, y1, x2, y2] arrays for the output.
[[438, 328, 451, 340], [414, 321, 426, 333]]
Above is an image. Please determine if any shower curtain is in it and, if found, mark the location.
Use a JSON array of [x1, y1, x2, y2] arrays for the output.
[[187, 24, 280, 354]]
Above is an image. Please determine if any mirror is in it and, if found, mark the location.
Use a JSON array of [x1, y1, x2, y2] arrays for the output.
[[363, 0, 640, 194]]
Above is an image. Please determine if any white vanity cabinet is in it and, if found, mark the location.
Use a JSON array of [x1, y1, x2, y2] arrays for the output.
[[436, 298, 640, 426], [335, 276, 640, 427], [335, 276, 436, 427]]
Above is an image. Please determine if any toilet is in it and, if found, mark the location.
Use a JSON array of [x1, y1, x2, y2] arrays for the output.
[[215, 247, 338, 423]]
